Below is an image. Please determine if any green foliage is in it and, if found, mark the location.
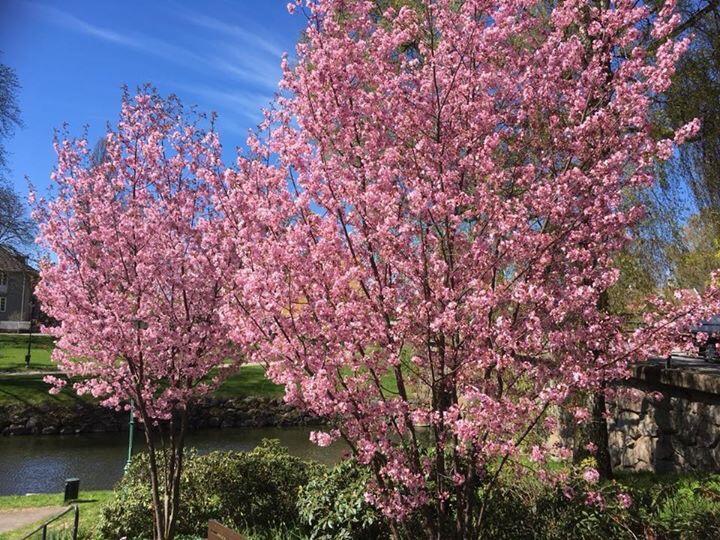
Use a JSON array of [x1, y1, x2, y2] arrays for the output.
[[662, 0, 720, 213], [96, 442, 720, 540], [665, 208, 720, 290], [610, 1, 720, 309], [477, 469, 720, 540], [298, 459, 388, 540], [628, 472, 720, 539], [98, 440, 322, 539]]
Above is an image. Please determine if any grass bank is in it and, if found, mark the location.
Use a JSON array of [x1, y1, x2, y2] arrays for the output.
[[0, 364, 283, 408], [0, 490, 112, 540], [1, 333, 284, 407]]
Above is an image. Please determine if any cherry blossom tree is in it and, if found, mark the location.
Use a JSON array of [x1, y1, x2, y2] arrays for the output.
[[34, 89, 237, 540], [216, 1, 699, 537]]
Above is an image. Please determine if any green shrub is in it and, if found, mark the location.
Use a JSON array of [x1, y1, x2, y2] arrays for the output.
[[297, 459, 388, 540], [477, 466, 720, 540], [98, 440, 322, 539], [97, 441, 720, 540], [97, 453, 154, 540], [628, 472, 720, 539]]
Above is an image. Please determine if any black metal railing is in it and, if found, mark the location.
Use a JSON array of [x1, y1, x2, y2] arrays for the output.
[[21, 505, 79, 540]]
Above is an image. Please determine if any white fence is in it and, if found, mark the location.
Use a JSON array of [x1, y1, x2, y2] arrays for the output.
[[0, 320, 31, 332]]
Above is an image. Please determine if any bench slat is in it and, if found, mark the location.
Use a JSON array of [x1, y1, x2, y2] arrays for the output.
[[207, 519, 245, 540]]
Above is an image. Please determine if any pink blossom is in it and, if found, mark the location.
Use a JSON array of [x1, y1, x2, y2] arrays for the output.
[[309, 430, 335, 447], [650, 391, 665, 402], [585, 491, 605, 509], [573, 408, 591, 423], [43, 375, 66, 395], [530, 445, 545, 463], [674, 118, 701, 145], [617, 492, 633, 509], [582, 468, 600, 484]]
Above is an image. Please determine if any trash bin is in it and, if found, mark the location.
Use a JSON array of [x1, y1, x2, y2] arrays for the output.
[[64, 478, 80, 503]]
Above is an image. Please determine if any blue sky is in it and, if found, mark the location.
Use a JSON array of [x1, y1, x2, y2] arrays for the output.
[[0, 0, 306, 197]]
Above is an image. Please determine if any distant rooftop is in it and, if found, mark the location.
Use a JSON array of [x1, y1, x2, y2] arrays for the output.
[[0, 245, 38, 274]]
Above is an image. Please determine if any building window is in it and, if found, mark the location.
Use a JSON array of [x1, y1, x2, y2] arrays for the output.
[[0, 272, 6, 286], [0, 297, 5, 312]]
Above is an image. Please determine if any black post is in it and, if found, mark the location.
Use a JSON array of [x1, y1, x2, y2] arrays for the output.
[[25, 322, 32, 368], [72, 505, 79, 540]]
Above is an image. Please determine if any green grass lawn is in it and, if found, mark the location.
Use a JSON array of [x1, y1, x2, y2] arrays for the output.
[[216, 364, 284, 398], [0, 490, 113, 540], [0, 364, 284, 408], [0, 334, 56, 373]]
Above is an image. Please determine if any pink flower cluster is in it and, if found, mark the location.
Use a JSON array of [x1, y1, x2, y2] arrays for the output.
[[35, 89, 241, 424], [210, 0, 697, 528]]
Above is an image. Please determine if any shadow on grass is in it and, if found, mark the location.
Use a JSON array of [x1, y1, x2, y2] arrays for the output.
[[0, 376, 90, 408]]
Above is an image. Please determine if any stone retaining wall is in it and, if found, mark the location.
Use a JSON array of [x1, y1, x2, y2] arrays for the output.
[[0, 396, 321, 436], [608, 358, 720, 473]]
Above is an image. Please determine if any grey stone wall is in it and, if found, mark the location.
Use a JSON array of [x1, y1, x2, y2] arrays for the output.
[[608, 358, 720, 473]]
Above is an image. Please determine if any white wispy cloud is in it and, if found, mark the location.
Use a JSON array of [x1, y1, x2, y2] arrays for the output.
[[176, 11, 285, 59], [174, 6, 285, 91], [27, 1, 285, 92], [25, 1, 206, 67], [172, 83, 269, 125], [211, 52, 281, 90], [24, 1, 285, 133]]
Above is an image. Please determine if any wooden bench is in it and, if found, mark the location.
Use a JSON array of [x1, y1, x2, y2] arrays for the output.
[[207, 519, 245, 540]]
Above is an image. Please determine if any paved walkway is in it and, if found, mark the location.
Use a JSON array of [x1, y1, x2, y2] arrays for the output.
[[0, 363, 260, 378], [0, 370, 61, 378], [0, 506, 66, 534]]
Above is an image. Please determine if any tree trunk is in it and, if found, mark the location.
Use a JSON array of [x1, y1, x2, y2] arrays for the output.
[[164, 409, 188, 540], [138, 406, 188, 540], [573, 389, 613, 479]]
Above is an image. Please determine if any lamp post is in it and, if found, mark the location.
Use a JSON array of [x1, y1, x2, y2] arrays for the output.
[[125, 399, 135, 473], [125, 318, 148, 473]]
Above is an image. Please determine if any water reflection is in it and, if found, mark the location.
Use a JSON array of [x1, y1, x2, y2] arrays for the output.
[[0, 427, 346, 495]]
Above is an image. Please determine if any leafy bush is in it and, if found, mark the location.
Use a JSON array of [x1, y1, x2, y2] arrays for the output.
[[297, 459, 388, 540], [626, 472, 720, 539], [478, 465, 720, 540], [98, 441, 720, 540], [98, 439, 322, 539]]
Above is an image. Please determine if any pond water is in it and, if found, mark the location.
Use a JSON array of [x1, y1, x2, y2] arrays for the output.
[[0, 427, 347, 496]]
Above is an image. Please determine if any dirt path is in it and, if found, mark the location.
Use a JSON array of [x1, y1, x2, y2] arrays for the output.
[[0, 506, 66, 534]]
